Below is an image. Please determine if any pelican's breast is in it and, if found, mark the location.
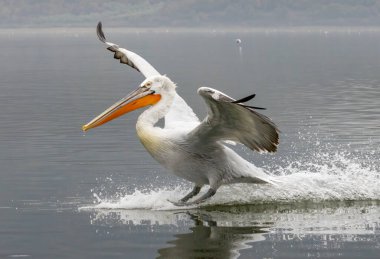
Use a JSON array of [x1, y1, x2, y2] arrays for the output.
[[137, 126, 214, 185], [137, 127, 163, 155], [136, 127, 179, 168]]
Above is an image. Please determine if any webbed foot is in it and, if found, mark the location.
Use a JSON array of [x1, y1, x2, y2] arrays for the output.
[[180, 186, 202, 202], [168, 188, 217, 207], [167, 199, 187, 207]]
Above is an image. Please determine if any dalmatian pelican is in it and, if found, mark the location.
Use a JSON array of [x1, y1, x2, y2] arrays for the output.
[[83, 22, 279, 206]]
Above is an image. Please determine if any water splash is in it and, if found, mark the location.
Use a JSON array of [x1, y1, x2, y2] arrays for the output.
[[83, 187, 191, 211], [81, 153, 378, 211], [81, 128, 379, 211]]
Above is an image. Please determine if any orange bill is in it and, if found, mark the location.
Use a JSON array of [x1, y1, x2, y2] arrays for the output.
[[82, 87, 161, 131]]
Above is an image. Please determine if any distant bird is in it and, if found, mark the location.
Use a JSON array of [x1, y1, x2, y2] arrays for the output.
[[236, 38, 242, 44], [83, 22, 279, 206]]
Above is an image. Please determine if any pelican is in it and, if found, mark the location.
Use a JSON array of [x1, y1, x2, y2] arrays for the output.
[[83, 22, 279, 206]]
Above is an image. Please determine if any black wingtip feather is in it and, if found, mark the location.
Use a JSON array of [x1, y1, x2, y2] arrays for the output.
[[231, 93, 266, 110], [231, 94, 256, 104], [243, 105, 266, 110], [97, 21, 106, 43]]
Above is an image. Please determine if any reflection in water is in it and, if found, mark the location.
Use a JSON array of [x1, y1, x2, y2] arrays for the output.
[[85, 200, 380, 258], [157, 213, 266, 259]]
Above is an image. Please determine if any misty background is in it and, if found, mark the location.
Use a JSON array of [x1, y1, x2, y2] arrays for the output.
[[2, 0, 380, 28]]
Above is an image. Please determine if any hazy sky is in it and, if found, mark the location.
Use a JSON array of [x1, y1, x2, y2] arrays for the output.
[[1, 0, 380, 28]]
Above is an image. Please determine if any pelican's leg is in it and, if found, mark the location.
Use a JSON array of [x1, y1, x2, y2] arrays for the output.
[[186, 188, 216, 205], [180, 185, 202, 202], [172, 188, 216, 206]]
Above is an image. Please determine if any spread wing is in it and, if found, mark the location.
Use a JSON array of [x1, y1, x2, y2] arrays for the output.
[[96, 22, 200, 127], [188, 87, 279, 152], [96, 22, 160, 78]]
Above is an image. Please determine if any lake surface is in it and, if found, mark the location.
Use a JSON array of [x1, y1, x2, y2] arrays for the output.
[[0, 27, 379, 258]]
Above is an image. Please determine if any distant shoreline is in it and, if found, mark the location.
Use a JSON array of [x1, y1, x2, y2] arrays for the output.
[[2, 26, 380, 35]]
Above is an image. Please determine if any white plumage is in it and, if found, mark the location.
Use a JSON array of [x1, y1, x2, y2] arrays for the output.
[[83, 22, 280, 205]]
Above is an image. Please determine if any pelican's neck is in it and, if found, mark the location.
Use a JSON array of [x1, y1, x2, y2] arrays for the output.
[[136, 89, 175, 133], [136, 88, 175, 162]]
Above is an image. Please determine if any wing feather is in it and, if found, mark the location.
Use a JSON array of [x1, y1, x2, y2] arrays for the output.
[[96, 22, 200, 129], [188, 87, 279, 153], [96, 22, 160, 78]]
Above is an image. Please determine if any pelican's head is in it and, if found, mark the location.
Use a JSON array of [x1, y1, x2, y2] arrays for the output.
[[140, 75, 176, 94], [82, 75, 175, 131]]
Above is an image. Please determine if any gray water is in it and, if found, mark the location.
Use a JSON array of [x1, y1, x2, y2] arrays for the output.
[[0, 28, 379, 258]]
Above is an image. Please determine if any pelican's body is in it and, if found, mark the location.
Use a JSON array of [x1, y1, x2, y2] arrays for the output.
[[83, 23, 279, 205], [135, 81, 272, 188]]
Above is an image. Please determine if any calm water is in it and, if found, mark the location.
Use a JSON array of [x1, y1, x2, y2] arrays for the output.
[[0, 28, 379, 258]]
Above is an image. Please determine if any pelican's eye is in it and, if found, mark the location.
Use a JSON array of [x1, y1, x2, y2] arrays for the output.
[[145, 81, 152, 87]]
